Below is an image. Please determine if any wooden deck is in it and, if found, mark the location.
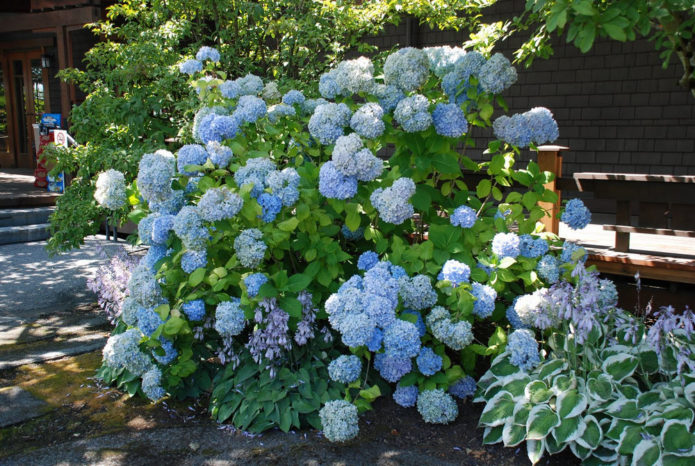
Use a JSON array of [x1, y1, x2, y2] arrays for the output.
[[0, 169, 59, 208]]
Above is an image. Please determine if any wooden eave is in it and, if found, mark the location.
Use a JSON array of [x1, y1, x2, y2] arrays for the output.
[[0, 6, 100, 34]]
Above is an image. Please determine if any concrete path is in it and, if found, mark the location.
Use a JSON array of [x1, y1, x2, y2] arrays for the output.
[[0, 386, 47, 427]]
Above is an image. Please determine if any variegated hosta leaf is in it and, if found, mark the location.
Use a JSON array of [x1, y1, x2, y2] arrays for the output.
[[526, 439, 546, 465], [638, 348, 660, 375], [606, 399, 643, 421], [479, 391, 515, 427], [551, 373, 575, 395], [553, 415, 585, 444], [638, 391, 662, 410], [661, 420, 695, 455], [557, 389, 588, 419], [490, 358, 522, 378], [482, 425, 504, 445], [570, 439, 593, 460], [602, 353, 639, 382], [617, 383, 641, 400], [601, 344, 635, 359], [587, 374, 613, 403], [502, 420, 526, 447], [576, 415, 603, 451], [525, 380, 553, 404], [591, 444, 619, 463], [618, 425, 644, 456], [538, 358, 567, 381], [513, 402, 532, 426], [685, 383, 695, 408], [631, 438, 661, 466], [526, 404, 560, 440], [545, 432, 567, 455]]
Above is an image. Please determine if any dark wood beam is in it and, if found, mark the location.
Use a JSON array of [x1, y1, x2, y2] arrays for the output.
[[0, 7, 100, 34], [0, 37, 54, 50]]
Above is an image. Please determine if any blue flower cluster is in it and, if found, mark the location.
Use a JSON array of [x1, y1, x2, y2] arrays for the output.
[[282, 89, 305, 106], [507, 329, 540, 370], [319, 400, 359, 442], [197, 187, 244, 222], [152, 338, 178, 365], [493, 107, 559, 148], [536, 254, 560, 284], [235, 73, 264, 96], [94, 169, 127, 210], [196, 46, 219, 62], [438, 259, 471, 287], [235, 95, 267, 124], [102, 328, 152, 376], [372, 84, 404, 112], [136, 306, 164, 337], [341, 224, 364, 240], [357, 251, 379, 271], [137, 150, 176, 204], [374, 352, 412, 382], [518, 234, 549, 258], [393, 384, 419, 407], [561, 198, 591, 230], [267, 103, 296, 123], [383, 47, 429, 92], [234, 157, 276, 198], [265, 167, 300, 207], [506, 297, 527, 329], [416, 389, 458, 424], [328, 355, 362, 383], [335, 57, 374, 94], [331, 133, 383, 182], [302, 97, 328, 115], [258, 192, 283, 222], [513, 288, 557, 330], [179, 59, 202, 75], [450, 205, 477, 228], [449, 375, 477, 399], [370, 177, 416, 225], [182, 299, 206, 321], [220, 80, 241, 99], [492, 232, 520, 258], [197, 112, 240, 144], [478, 53, 517, 94], [308, 103, 351, 145], [599, 279, 619, 309], [424, 45, 467, 77], [233, 228, 267, 268], [149, 190, 184, 215], [432, 103, 468, 138], [214, 299, 246, 337], [399, 274, 437, 310], [561, 241, 587, 264], [173, 206, 208, 250], [141, 367, 165, 401], [127, 263, 163, 308], [441, 51, 485, 104], [181, 249, 207, 273], [471, 282, 497, 318], [151, 214, 174, 244], [394, 95, 432, 133], [318, 69, 345, 99], [319, 161, 358, 200], [138, 213, 157, 244], [383, 319, 421, 359], [402, 310, 426, 337], [425, 306, 473, 350], [350, 103, 385, 139], [141, 244, 168, 271], [244, 273, 268, 298], [416, 347, 443, 376], [262, 82, 281, 102]]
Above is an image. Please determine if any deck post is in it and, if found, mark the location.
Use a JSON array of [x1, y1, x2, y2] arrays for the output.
[[535, 145, 569, 235]]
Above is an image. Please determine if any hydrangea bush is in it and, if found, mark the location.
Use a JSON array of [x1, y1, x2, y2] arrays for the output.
[[97, 44, 583, 437]]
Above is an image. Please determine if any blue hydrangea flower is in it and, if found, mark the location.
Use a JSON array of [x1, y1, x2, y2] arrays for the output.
[[562, 198, 591, 230], [438, 260, 471, 287], [341, 225, 364, 240], [393, 385, 419, 407], [127, 263, 163, 308], [234, 228, 267, 268], [302, 98, 328, 115], [537, 254, 560, 284], [374, 353, 412, 383], [432, 103, 468, 138], [383, 319, 421, 359], [193, 106, 226, 142], [141, 367, 165, 401], [471, 282, 497, 318], [507, 329, 540, 370], [399, 274, 437, 311], [234, 95, 267, 123], [182, 299, 206, 321], [561, 241, 587, 264], [319, 400, 359, 442], [267, 103, 296, 123], [492, 232, 520, 258], [121, 297, 140, 326], [198, 187, 244, 222], [150, 190, 185, 215], [383, 47, 430, 92], [204, 141, 233, 168], [363, 262, 400, 308], [364, 293, 396, 330], [599, 279, 619, 309], [137, 150, 175, 204], [257, 193, 283, 222], [152, 338, 178, 365], [401, 310, 426, 337], [335, 57, 375, 94], [450, 205, 477, 228], [266, 168, 300, 207], [196, 46, 219, 62], [424, 45, 467, 77], [181, 249, 207, 273], [478, 53, 517, 94], [102, 328, 152, 376], [235, 73, 264, 96], [141, 244, 168, 271], [308, 103, 352, 145], [519, 234, 549, 258], [244, 273, 268, 298], [318, 69, 345, 99], [357, 251, 379, 271], [328, 355, 362, 383], [173, 206, 208, 250], [417, 389, 458, 424], [202, 114, 241, 144], [441, 51, 486, 104], [370, 177, 416, 225], [341, 312, 375, 348], [262, 81, 281, 101], [506, 297, 528, 329], [416, 347, 443, 376], [179, 59, 202, 75], [350, 103, 385, 139], [331, 134, 384, 182], [493, 107, 559, 148], [449, 375, 477, 399], [94, 169, 126, 210], [372, 84, 404, 113], [394, 95, 432, 133], [319, 161, 358, 200], [526, 107, 560, 145], [214, 299, 245, 337], [234, 157, 275, 198], [425, 306, 473, 350], [366, 327, 383, 352], [219, 80, 241, 99], [151, 214, 174, 244], [282, 89, 305, 106], [136, 306, 164, 337]]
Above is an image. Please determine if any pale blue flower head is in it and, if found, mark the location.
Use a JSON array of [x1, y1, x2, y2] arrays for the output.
[[137, 150, 175, 204], [220, 80, 241, 99], [372, 84, 404, 113], [267, 103, 296, 123], [319, 161, 358, 200], [519, 234, 549, 258], [383, 319, 421, 359], [416, 347, 443, 376], [399, 274, 437, 311], [357, 251, 379, 271], [235, 73, 264, 96], [258, 192, 283, 222], [471, 282, 497, 318], [424, 45, 467, 77], [450, 205, 477, 228], [177, 144, 207, 176], [370, 177, 416, 225], [181, 249, 207, 273], [234, 157, 275, 198], [507, 329, 540, 370], [492, 232, 520, 258], [537, 254, 560, 284], [244, 273, 268, 298], [449, 375, 476, 399], [417, 389, 458, 424], [393, 384, 419, 407], [308, 103, 352, 145], [206, 141, 233, 168], [350, 103, 385, 139], [233, 228, 267, 268], [562, 198, 591, 230], [383, 47, 430, 92], [438, 260, 470, 287], [478, 53, 517, 94], [173, 206, 208, 250], [265, 167, 300, 207], [432, 103, 468, 138], [335, 56, 375, 94], [182, 299, 206, 321], [234, 95, 267, 123], [179, 59, 202, 75], [141, 367, 166, 401], [374, 353, 412, 383], [198, 187, 243, 222], [282, 89, 305, 106], [394, 95, 432, 133], [318, 69, 345, 99], [328, 355, 362, 383], [196, 46, 220, 62], [214, 299, 246, 337], [319, 400, 359, 442]]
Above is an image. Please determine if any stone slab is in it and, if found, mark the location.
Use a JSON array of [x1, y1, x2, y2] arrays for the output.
[[0, 386, 47, 427], [0, 333, 108, 371]]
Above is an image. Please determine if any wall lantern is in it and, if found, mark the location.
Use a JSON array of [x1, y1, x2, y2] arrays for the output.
[[41, 54, 52, 69]]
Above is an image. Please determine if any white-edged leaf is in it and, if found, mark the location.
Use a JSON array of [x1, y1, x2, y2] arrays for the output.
[[631, 438, 661, 466], [482, 425, 504, 445], [576, 415, 602, 450], [603, 353, 639, 382], [524, 380, 553, 404], [502, 420, 527, 447], [538, 358, 568, 381], [557, 389, 588, 419], [661, 419, 695, 454], [479, 391, 515, 427], [526, 405, 559, 440], [526, 439, 545, 465], [618, 425, 644, 455], [684, 382, 695, 406], [606, 398, 643, 421], [553, 415, 585, 444], [570, 441, 592, 460]]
